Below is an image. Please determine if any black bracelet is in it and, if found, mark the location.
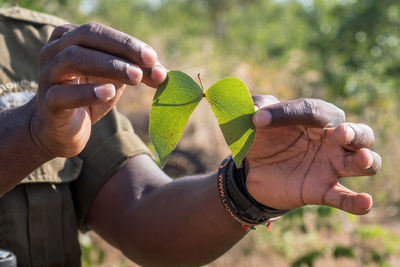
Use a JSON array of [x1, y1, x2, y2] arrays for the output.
[[217, 156, 289, 229]]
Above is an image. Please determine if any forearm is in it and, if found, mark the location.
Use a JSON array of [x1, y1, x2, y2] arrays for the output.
[[88, 156, 246, 267], [0, 100, 52, 195], [121, 173, 246, 266]]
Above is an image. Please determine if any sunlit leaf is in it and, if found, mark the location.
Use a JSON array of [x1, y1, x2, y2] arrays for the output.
[[149, 70, 203, 167], [205, 77, 255, 168]]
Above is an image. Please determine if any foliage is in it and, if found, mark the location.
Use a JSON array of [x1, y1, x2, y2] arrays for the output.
[[205, 76, 255, 167], [291, 250, 324, 267], [253, 206, 400, 266], [333, 245, 355, 259], [150, 70, 203, 167], [150, 70, 255, 167]]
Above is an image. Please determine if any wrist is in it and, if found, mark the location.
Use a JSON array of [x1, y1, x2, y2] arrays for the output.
[[245, 160, 288, 210], [0, 100, 54, 195], [217, 156, 288, 230], [26, 99, 55, 162]]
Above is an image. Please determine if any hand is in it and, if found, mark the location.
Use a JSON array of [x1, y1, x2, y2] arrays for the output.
[[246, 95, 382, 215], [30, 23, 167, 158]]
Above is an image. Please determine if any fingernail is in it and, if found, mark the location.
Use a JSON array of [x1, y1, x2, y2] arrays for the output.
[[141, 46, 157, 66], [253, 110, 272, 127], [365, 152, 374, 169], [127, 65, 142, 84], [151, 65, 167, 84], [368, 195, 373, 210], [357, 193, 373, 212], [345, 124, 356, 144], [94, 84, 115, 101]]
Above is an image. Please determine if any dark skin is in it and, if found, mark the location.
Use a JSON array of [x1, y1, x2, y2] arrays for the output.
[[0, 23, 381, 266], [0, 23, 165, 194]]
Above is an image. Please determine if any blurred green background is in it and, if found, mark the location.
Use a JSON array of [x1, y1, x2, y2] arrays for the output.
[[2, 0, 400, 266]]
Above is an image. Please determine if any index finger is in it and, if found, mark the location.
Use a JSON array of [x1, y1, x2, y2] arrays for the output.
[[253, 98, 345, 129], [42, 22, 159, 68]]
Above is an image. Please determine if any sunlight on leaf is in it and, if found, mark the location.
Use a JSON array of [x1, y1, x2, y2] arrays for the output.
[[205, 77, 255, 167], [149, 70, 203, 167]]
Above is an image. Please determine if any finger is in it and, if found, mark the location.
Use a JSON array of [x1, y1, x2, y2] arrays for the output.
[[334, 123, 375, 151], [253, 98, 345, 129], [336, 149, 382, 177], [40, 45, 143, 87], [252, 94, 280, 110], [322, 183, 372, 215], [142, 64, 168, 88], [48, 24, 79, 42], [45, 83, 116, 112], [43, 22, 159, 68]]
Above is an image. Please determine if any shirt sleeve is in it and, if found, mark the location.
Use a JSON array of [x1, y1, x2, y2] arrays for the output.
[[71, 108, 152, 230]]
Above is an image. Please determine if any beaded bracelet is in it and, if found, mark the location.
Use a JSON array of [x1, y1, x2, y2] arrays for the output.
[[217, 155, 289, 231]]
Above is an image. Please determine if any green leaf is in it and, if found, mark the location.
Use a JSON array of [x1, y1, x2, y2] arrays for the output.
[[149, 70, 203, 167], [205, 77, 255, 168]]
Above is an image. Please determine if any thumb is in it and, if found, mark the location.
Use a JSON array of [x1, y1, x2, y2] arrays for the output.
[[45, 83, 116, 112], [252, 98, 345, 129]]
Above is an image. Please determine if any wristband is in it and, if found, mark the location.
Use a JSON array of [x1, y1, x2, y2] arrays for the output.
[[217, 156, 289, 230]]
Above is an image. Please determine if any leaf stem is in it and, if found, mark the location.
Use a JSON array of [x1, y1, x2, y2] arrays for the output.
[[197, 73, 206, 97]]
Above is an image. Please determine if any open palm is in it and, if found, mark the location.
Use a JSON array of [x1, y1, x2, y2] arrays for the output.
[[246, 96, 381, 215]]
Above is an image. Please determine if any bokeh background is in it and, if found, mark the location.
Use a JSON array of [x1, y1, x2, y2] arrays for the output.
[[2, 0, 400, 266]]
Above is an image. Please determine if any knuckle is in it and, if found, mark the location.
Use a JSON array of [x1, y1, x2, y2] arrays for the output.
[[110, 59, 126, 72], [39, 40, 59, 65], [58, 45, 81, 66], [54, 24, 70, 32], [300, 98, 345, 127], [40, 45, 82, 83], [300, 98, 317, 119], [122, 35, 143, 52], [40, 24, 78, 67], [51, 24, 70, 37], [329, 103, 346, 125], [79, 22, 103, 35]]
